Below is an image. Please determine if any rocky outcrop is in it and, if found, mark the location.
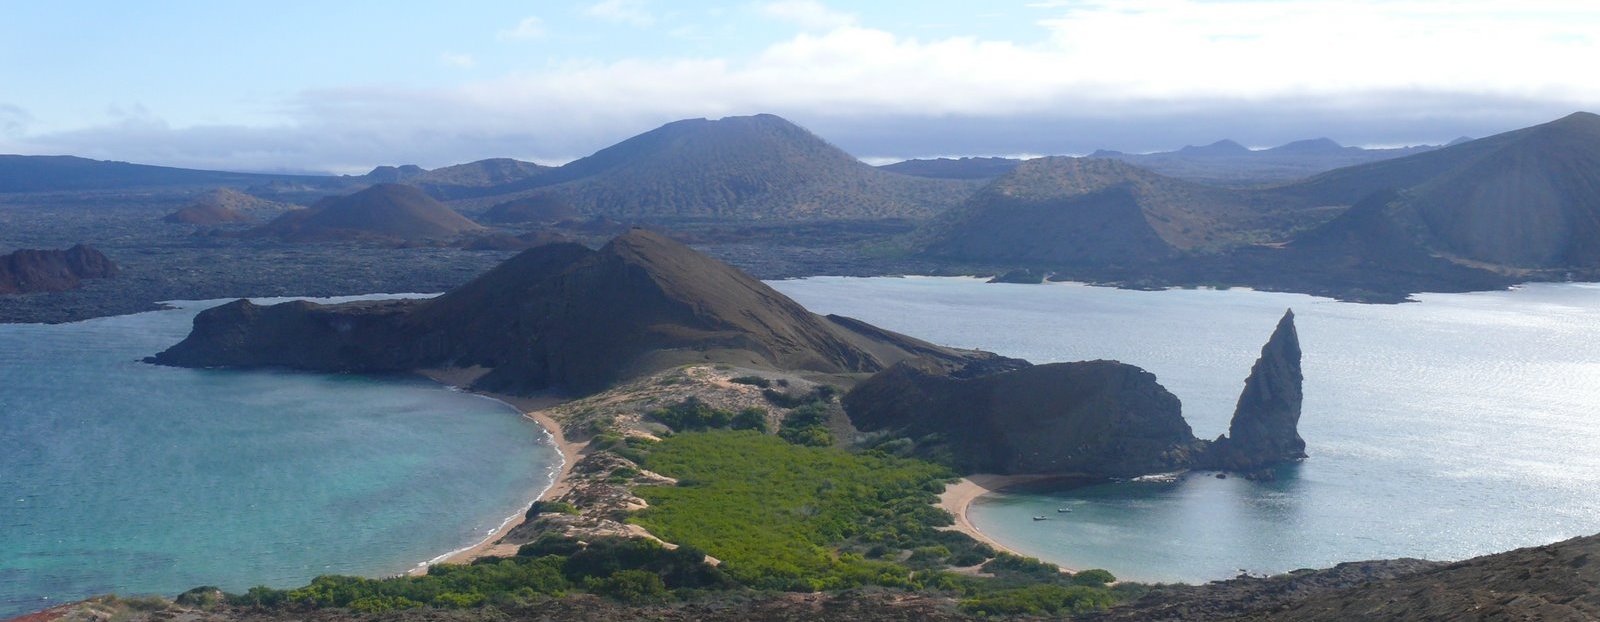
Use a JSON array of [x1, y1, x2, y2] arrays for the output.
[[1207, 309, 1307, 471], [843, 310, 1306, 477], [0, 244, 118, 294], [844, 360, 1203, 476], [150, 230, 996, 395]]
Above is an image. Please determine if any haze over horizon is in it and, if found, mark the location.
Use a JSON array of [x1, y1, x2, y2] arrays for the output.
[[3, 0, 1597, 173]]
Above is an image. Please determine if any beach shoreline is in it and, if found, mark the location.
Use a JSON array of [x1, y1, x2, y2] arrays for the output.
[[939, 473, 1092, 573], [413, 369, 585, 570]]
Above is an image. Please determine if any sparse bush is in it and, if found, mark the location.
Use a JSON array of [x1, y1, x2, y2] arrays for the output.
[[648, 397, 735, 431], [731, 407, 769, 432]]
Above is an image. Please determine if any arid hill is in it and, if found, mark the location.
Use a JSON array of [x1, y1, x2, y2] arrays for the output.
[[162, 188, 292, 225], [150, 230, 996, 394], [245, 183, 484, 242], [1294, 112, 1600, 269], [882, 139, 1440, 186], [0, 155, 329, 193], [478, 114, 979, 221], [373, 158, 554, 200], [918, 157, 1325, 266], [0, 244, 118, 294], [878, 156, 1024, 181], [482, 193, 580, 224]]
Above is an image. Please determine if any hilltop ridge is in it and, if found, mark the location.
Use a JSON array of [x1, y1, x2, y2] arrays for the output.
[[151, 229, 998, 394]]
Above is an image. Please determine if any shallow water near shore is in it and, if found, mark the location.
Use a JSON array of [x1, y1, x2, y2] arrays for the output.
[[0, 296, 558, 618], [773, 277, 1600, 584]]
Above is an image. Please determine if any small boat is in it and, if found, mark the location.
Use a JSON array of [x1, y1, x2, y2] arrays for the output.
[[1056, 508, 1072, 513], [1032, 515, 1049, 521]]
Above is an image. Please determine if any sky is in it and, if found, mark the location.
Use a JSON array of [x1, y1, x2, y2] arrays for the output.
[[1, 0, 1597, 173]]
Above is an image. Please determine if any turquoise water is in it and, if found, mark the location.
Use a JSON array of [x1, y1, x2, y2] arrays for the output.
[[772, 277, 1600, 583], [0, 297, 560, 618]]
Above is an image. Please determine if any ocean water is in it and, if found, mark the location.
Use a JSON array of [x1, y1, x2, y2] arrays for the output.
[[0, 296, 559, 618], [772, 277, 1600, 583]]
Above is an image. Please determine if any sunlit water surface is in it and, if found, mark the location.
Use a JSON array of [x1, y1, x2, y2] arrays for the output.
[[773, 277, 1600, 583], [0, 296, 559, 618]]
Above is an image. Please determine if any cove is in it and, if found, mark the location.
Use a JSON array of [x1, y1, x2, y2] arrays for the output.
[[773, 277, 1600, 583]]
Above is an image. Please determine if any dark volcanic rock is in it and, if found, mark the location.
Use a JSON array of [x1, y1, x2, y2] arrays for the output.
[[0, 244, 118, 294], [843, 360, 1204, 476], [151, 230, 991, 395], [844, 311, 1306, 477], [1207, 309, 1307, 470]]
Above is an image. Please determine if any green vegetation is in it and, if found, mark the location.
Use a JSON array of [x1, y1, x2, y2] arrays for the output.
[[729, 375, 772, 388], [777, 402, 833, 447], [730, 407, 769, 433], [525, 500, 579, 519], [197, 414, 1133, 617], [647, 398, 770, 435], [634, 431, 970, 590], [958, 583, 1119, 616], [222, 536, 731, 613], [648, 397, 734, 431]]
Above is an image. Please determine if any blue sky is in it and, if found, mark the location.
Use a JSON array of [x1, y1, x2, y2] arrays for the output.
[[2, 1, 1597, 172]]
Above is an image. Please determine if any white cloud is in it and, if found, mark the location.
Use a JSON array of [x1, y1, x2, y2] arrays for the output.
[[439, 52, 476, 68], [762, 0, 856, 30], [499, 16, 546, 40], [7, 0, 1599, 169], [583, 0, 654, 27]]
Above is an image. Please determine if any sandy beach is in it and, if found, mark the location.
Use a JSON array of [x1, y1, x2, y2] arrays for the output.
[[414, 369, 585, 567], [939, 473, 1083, 572]]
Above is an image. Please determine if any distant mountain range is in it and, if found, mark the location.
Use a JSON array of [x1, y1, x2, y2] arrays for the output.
[[916, 112, 1600, 300], [467, 114, 977, 220], [0, 115, 973, 222], [882, 138, 1452, 186], [5, 111, 1599, 301], [919, 157, 1329, 266]]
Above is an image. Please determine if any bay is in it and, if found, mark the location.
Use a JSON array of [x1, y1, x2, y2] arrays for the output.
[[0, 296, 559, 618], [772, 277, 1600, 583]]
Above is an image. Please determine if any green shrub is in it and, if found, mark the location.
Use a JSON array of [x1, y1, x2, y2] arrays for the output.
[[730, 375, 772, 388], [981, 552, 1061, 579], [959, 584, 1117, 616], [648, 398, 736, 432], [632, 431, 957, 590], [731, 407, 769, 433], [174, 586, 223, 608], [1071, 568, 1117, 587], [586, 569, 668, 603], [525, 500, 580, 519]]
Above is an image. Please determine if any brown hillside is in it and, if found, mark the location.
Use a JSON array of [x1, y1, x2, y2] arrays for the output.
[[247, 183, 484, 241], [478, 114, 978, 221], [162, 188, 286, 225], [1284, 112, 1600, 269], [151, 230, 993, 394], [921, 157, 1322, 266]]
